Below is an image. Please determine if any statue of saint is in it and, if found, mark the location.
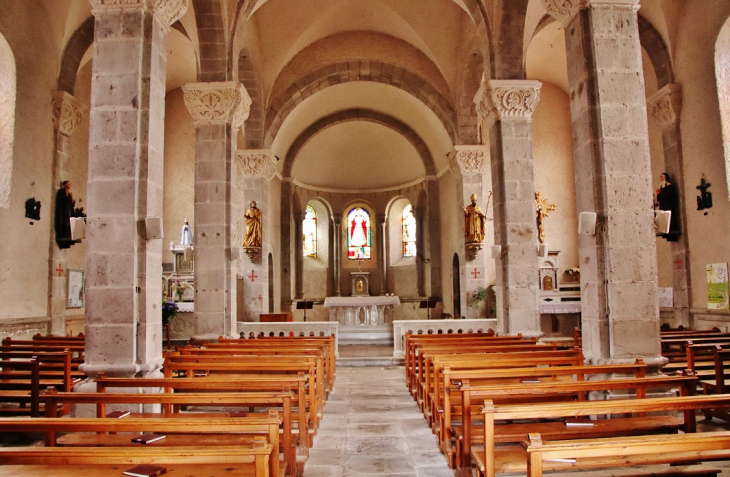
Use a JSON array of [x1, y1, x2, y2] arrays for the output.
[[656, 172, 680, 241], [464, 193, 486, 244], [243, 201, 262, 248], [54, 180, 75, 248], [535, 191, 556, 244], [179, 219, 193, 246]]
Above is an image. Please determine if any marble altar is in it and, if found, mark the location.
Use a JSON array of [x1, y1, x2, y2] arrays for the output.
[[323, 296, 400, 326]]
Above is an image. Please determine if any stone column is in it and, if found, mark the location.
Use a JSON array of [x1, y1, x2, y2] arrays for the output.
[[648, 84, 692, 327], [377, 214, 387, 295], [448, 146, 496, 322], [236, 150, 275, 321], [475, 82, 542, 335], [413, 207, 425, 297], [183, 81, 250, 339], [48, 92, 86, 336], [332, 215, 342, 297], [294, 210, 305, 300], [82, 0, 188, 378], [544, 0, 661, 363], [280, 179, 293, 311], [426, 177, 442, 299]]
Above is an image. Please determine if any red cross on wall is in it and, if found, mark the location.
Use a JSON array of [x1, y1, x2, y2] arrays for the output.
[[674, 258, 683, 270], [55, 264, 64, 277], [471, 269, 481, 279], [248, 270, 258, 282]]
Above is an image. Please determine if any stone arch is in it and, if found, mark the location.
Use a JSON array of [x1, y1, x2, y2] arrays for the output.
[[192, 0, 228, 81], [458, 46, 484, 144], [638, 16, 674, 89], [0, 32, 16, 208], [57, 16, 95, 95], [265, 62, 458, 147], [283, 109, 437, 178], [493, 0, 530, 79], [238, 48, 264, 148], [716, 16, 730, 199]]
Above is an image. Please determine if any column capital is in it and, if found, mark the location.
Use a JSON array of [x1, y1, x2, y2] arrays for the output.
[[51, 91, 87, 138], [449, 145, 489, 176], [377, 214, 386, 224], [474, 80, 542, 125], [648, 83, 682, 130], [183, 81, 251, 128], [89, 0, 189, 29], [236, 149, 277, 181], [542, 0, 639, 27], [332, 214, 342, 226]]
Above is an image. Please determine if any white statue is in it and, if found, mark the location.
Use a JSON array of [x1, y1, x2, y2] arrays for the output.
[[180, 219, 193, 246]]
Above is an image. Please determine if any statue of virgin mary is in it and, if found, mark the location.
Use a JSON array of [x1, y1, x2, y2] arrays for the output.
[[180, 219, 193, 247]]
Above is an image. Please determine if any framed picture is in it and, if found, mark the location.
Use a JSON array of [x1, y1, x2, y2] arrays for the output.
[[707, 263, 729, 310], [67, 270, 85, 308]]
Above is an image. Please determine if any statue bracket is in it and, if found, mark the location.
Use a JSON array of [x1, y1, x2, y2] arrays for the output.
[[243, 246, 261, 263], [466, 242, 483, 261]]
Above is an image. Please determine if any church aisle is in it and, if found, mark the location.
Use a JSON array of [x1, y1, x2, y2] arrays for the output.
[[303, 366, 453, 477]]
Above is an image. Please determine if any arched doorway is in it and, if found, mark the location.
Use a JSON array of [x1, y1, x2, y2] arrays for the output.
[[452, 253, 461, 319], [268, 253, 274, 313]]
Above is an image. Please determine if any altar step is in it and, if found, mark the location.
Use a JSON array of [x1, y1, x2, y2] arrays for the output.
[[338, 324, 393, 346], [336, 344, 402, 367], [337, 356, 404, 367]]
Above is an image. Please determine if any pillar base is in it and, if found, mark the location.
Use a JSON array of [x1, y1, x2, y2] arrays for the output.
[[78, 358, 164, 379]]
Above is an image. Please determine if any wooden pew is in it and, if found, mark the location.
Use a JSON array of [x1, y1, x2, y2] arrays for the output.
[[32, 333, 85, 341], [0, 340, 85, 359], [95, 375, 312, 448], [454, 373, 698, 472], [435, 361, 647, 466], [523, 431, 730, 477], [0, 358, 40, 417], [0, 417, 275, 477], [472, 394, 730, 477], [163, 355, 323, 427], [699, 345, 730, 422], [0, 351, 77, 390], [42, 392, 290, 476]]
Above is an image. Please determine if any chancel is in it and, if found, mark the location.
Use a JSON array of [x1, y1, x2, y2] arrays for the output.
[[4, 0, 730, 475]]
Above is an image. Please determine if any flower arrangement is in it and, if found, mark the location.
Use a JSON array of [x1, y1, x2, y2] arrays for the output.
[[564, 267, 580, 276], [162, 300, 178, 326], [470, 287, 488, 311], [171, 280, 189, 302]]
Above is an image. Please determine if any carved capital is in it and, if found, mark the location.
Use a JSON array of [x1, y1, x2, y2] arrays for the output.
[[542, 0, 639, 27], [237, 149, 276, 181], [487, 80, 542, 120], [648, 83, 682, 129], [89, 0, 189, 28], [450, 146, 488, 176], [183, 82, 250, 127], [51, 91, 87, 138]]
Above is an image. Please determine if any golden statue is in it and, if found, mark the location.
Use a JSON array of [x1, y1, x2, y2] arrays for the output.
[[535, 191, 556, 244], [464, 193, 487, 244], [243, 201, 262, 248]]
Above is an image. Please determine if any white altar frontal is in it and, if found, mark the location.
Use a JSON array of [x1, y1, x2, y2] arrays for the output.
[[323, 296, 400, 326]]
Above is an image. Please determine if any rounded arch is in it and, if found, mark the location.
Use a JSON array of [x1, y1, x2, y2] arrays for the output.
[[494, 0, 530, 79], [458, 46, 484, 144], [238, 48, 264, 148], [638, 15, 675, 89], [192, 0, 228, 81], [0, 32, 16, 208], [283, 109, 437, 178], [57, 16, 95, 95]]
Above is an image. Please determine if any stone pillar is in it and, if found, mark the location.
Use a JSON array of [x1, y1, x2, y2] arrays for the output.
[[294, 210, 305, 300], [544, 0, 662, 363], [183, 81, 250, 339], [648, 84, 692, 327], [82, 0, 188, 378], [413, 208, 425, 297], [332, 215, 342, 297], [280, 179, 293, 310], [448, 146, 496, 323], [48, 92, 86, 336], [377, 214, 387, 295], [426, 178, 442, 299], [236, 150, 275, 321]]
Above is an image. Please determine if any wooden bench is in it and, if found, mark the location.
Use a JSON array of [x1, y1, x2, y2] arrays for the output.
[[0, 351, 77, 389], [472, 394, 730, 477], [0, 417, 276, 477], [523, 431, 730, 477], [32, 333, 85, 341], [699, 346, 730, 422], [42, 392, 290, 476], [95, 375, 312, 448], [454, 373, 698, 472]]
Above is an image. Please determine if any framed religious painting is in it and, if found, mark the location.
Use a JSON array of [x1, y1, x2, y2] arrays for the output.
[[67, 269, 85, 308]]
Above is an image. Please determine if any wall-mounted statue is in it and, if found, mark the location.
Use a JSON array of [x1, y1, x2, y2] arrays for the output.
[[55, 180, 76, 249], [535, 191, 556, 244], [656, 172, 681, 241], [243, 201, 262, 249], [464, 194, 486, 244], [180, 218, 193, 246]]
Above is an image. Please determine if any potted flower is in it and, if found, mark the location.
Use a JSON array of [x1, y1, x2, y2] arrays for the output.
[[470, 286, 488, 318], [564, 267, 580, 282], [161, 299, 178, 350], [171, 280, 188, 302]]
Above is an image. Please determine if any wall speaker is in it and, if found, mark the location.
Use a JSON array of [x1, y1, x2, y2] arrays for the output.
[[490, 245, 502, 259], [228, 247, 240, 261], [538, 243, 549, 258], [655, 210, 671, 235], [578, 212, 597, 235], [70, 218, 86, 240], [145, 217, 163, 240]]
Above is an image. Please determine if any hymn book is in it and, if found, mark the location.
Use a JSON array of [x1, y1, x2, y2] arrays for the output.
[[131, 434, 167, 444], [122, 464, 167, 477], [106, 411, 130, 418], [564, 417, 594, 427]]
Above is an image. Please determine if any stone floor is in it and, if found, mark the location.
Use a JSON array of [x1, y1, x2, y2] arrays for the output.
[[303, 365, 453, 477], [304, 358, 730, 477]]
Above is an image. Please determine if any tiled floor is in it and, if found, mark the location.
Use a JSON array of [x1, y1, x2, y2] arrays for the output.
[[303, 366, 453, 477]]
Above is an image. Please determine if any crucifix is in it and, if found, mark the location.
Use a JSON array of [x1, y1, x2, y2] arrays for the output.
[[55, 263, 64, 277], [535, 191, 557, 244], [248, 270, 258, 282]]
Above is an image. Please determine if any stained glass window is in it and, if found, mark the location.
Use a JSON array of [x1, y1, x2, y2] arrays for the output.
[[347, 207, 371, 260], [402, 204, 417, 258], [303, 205, 317, 257]]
